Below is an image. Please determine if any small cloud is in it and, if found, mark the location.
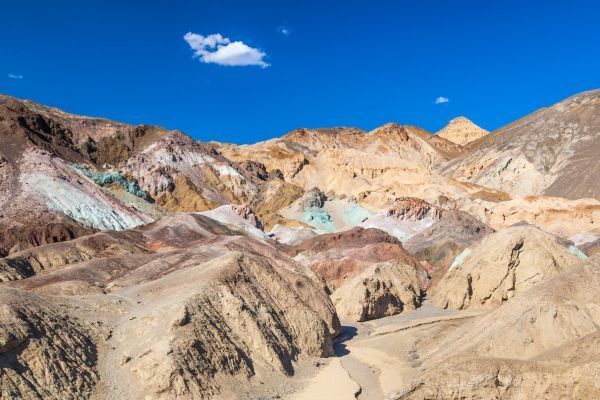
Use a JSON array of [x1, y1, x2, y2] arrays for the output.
[[277, 25, 291, 36], [434, 96, 449, 104], [8, 74, 23, 80], [183, 32, 269, 68]]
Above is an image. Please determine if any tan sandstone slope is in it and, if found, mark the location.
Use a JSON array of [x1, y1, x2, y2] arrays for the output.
[[431, 225, 581, 310], [219, 124, 469, 209], [331, 260, 427, 322], [435, 116, 489, 146], [396, 256, 600, 399]]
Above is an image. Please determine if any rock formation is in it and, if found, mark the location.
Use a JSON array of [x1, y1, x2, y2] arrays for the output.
[[330, 260, 426, 321], [291, 227, 421, 290], [359, 197, 443, 241], [396, 256, 600, 399], [431, 225, 581, 310], [0, 214, 340, 399]]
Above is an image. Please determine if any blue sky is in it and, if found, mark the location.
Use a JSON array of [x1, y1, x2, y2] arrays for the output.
[[2, 0, 600, 143]]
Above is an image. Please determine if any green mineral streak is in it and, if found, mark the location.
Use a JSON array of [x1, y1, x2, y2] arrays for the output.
[[302, 209, 336, 232], [449, 247, 472, 271], [72, 164, 152, 201], [568, 245, 588, 260]]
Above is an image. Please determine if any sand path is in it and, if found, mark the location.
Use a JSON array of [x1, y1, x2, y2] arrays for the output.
[[292, 302, 480, 399]]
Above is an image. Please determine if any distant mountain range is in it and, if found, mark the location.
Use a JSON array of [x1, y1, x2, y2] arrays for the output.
[[1, 90, 598, 255]]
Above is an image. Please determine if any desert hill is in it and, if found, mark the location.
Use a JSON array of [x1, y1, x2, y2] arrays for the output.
[[0, 89, 599, 398]]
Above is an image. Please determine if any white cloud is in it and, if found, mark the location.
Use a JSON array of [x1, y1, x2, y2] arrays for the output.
[[434, 96, 449, 104], [183, 32, 269, 68], [277, 26, 290, 36], [8, 73, 23, 80]]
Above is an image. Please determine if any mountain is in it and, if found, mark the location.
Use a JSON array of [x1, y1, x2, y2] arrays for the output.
[[0, 94, 277, 256], [0, 89, 599, 399], [435, 116, 489, 145], [219, 123, 466, 210], [444, 90, 600, 200]]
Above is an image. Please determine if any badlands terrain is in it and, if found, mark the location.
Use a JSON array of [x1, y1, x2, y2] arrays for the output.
[[0, 89, 599, 399]]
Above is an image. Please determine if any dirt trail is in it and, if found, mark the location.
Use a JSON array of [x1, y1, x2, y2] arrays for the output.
[[293, 302, 480, 399]]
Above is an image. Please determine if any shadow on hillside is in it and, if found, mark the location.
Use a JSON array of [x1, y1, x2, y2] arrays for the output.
[[333, 325, 358, 356]]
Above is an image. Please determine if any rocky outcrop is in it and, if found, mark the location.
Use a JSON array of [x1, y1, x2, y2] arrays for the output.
[[198, 204, 268, 239], [385, 197, 443, 220], [404, 209, 494, 284], [0, 287, 99, 399], [431, 225, 580, 310], [359, 197, 443, 242], [0, 218, 94, 258], [117, 251, 336, 399], [297, 187, 327, 210], [396, 349, 600, 400], [0, 230, 148, 281], [291, 227, 421, 289], [454, 195, 600, 239], [330, 260, 426, 321], [121, 132, 258, 211], [251, 178, 304, 229], [220, 123, 470, 210]]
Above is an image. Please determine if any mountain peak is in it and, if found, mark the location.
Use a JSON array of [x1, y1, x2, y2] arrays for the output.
[[448, 116, 475, 124], [436, 116, 488, 146]]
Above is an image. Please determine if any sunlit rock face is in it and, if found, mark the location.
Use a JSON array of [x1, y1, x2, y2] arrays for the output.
[[436, 116, 488, 146], [359, 197, 443, 242], [430, 225, 581, 310], [330, 260, 427, 322], [0, 213, 340, 399]]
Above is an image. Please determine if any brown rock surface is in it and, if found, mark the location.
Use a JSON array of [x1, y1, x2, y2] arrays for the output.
[[404, 209, 495, 284], [291, 227, 421, 289], [396, 257, 600, 399], [251, 178, 304, 229], [0, 286, 99, 399]]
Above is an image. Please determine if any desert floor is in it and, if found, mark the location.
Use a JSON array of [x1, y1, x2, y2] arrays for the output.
[[292, 301, 482, 400]]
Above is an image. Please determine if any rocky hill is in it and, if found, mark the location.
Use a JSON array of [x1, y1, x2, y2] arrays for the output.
[[1, 214, 339, 399]]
